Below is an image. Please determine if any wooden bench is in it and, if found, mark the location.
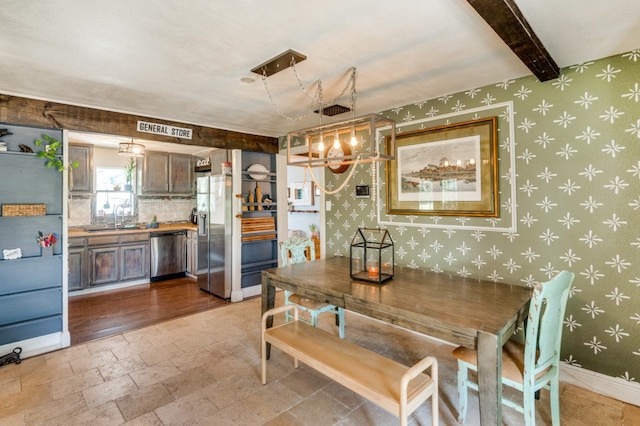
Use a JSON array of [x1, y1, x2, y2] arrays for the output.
[[261, 305, 438, 426]]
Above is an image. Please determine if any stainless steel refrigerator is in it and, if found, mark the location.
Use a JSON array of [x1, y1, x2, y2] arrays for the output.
[[196, 174, 232, 299]]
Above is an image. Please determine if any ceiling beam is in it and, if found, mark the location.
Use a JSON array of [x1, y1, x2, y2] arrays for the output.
[[0, 94, 279, 153], [467, 0, 560, 82]]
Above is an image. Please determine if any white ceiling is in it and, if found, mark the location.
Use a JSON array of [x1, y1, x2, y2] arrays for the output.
[[1, 0, 639, 140]]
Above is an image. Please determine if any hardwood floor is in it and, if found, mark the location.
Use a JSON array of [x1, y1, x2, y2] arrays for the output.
[[68, 276, 229, 345]]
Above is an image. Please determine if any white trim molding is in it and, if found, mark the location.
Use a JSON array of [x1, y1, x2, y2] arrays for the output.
[[0, 332, 70, 360], [561, 363, 640, 406]]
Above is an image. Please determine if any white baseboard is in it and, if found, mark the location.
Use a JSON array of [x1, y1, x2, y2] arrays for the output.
[[68, 279, 149, 297], [241, 285, 261, 299], [560, 363, 640, 405], [231, 289, 244, 302], [0, 332, 69, 360]]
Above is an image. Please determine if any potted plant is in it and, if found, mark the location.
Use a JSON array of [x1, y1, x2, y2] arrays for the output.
[[309, 224, 319, 239], [148, 215, 159, 228], [124, 157, 136, 191], [34, 134, 79, 171]]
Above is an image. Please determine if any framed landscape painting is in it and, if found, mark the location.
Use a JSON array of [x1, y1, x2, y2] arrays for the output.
[[386, 117, 498, 216]]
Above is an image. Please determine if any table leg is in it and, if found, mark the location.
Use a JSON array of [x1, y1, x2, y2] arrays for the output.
[[261, 272, 276, 359], [477, 330, 502, 425]]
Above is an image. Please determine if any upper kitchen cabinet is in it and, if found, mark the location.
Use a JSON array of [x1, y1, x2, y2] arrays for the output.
[[138, 151, 193, 195], [139, 150, 169, 193], [69, 144, 94, 194], [169, 153, 193, 193]]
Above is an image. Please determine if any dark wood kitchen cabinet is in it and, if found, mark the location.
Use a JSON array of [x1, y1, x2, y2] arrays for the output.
[[89, 245, 119, 286], [120, 234, 149, 281], [138, 151, 193, 195], [169, 153, 193, 193], [68, 237, 87, 291], [89, 242, 147, 284], [69, 144, 93, 193], [71, 232, 150, 289], [139, 151, 170, 193]]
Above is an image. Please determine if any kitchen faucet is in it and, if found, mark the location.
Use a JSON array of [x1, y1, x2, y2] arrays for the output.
[[114, 204, 126, 229]]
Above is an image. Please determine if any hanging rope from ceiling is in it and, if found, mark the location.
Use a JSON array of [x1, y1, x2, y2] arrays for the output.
[[259, 56, 358, 122]]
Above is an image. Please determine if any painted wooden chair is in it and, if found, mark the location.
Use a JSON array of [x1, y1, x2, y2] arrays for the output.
[[452, 270, 575, 425], [279, 237, 345, 338]]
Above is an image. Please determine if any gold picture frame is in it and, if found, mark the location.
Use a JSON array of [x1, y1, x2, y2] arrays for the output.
[[386, 117, 498, 216]]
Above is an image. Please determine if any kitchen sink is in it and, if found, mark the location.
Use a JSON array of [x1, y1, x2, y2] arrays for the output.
[[84, 226, 144, 232]]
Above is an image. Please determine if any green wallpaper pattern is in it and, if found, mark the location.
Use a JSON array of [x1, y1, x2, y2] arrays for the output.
[[304, 49, 640, 382]]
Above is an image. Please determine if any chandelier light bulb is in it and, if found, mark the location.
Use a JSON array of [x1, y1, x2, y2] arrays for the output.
[[318, 133, 324, 152], [333, 131, 340, 149], [350, 127, 358, 146]]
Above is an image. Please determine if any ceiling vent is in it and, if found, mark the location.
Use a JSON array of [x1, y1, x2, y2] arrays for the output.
[[314, 104, 351, 117]]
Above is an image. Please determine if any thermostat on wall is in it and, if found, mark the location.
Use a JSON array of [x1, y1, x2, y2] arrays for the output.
[[355, 185, 370, 198]]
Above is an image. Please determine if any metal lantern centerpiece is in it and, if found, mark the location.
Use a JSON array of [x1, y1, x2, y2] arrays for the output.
[[350, 227, 394, 284]]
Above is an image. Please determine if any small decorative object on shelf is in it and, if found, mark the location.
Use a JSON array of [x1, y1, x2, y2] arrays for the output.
[[309, 223, 319, 239], [146, 215, 159, 228], [2, 248, 22, 260], [36, 231, 57, 256], [255, 182, 262, 210], [350, 227, 394, 284], [0, 128, 12, 140], [247, 189, 254, 211], [221, 161, 232, 174]]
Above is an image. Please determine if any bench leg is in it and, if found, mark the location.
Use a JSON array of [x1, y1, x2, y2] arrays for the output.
[[432, 379, 439, 426], [261, 335, 267, 385]]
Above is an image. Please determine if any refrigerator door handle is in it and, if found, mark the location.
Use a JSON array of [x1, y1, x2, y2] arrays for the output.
[[198, 213, 207, 236]]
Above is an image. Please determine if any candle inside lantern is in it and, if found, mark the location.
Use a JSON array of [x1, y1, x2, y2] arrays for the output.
[[368, 265, 379, 279]]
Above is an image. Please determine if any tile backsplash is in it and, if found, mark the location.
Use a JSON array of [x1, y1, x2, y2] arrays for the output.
[[68, 196, 195, 227], [137, 198, 194, 223]]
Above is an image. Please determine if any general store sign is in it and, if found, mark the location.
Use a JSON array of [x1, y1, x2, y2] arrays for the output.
[[137, 120, 193, 139]]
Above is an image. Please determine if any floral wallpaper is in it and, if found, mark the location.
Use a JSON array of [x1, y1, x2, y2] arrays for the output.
[[298, 49, 640, 383]]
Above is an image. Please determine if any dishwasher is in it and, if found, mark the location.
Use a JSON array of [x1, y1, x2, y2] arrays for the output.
[[150, 230, 187, 281]]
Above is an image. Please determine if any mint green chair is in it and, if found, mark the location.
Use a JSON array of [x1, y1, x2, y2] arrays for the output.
[[279, 237, 345, 339], [452, 270, 574, 425]]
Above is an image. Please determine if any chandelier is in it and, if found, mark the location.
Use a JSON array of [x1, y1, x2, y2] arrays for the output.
[[118, 139, 145, 157], [286, 113, 395, 170], [252, 49, 396, 195]]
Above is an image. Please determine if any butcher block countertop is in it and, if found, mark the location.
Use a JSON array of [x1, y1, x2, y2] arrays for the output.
[[69, 222, 198, 237]]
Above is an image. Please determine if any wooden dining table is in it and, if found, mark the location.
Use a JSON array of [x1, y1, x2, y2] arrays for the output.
[[261, 256, 532, 425]]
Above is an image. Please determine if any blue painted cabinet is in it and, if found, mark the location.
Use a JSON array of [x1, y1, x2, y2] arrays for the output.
[[239, 151, 278, 289], [0, 123, 63, 346]]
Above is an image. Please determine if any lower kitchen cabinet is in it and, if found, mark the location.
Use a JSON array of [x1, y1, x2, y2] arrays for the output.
[[69, 232, 150, 290], [68, 246, 87, 291], [121, 243, 148, 281], [89, 246, 120, 286]]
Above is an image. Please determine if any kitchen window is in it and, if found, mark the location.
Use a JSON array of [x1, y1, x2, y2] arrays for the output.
[[95, 166, 135, 217]]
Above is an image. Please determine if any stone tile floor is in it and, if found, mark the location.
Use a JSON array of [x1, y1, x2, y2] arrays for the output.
[[1, 293, 638, 425]]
